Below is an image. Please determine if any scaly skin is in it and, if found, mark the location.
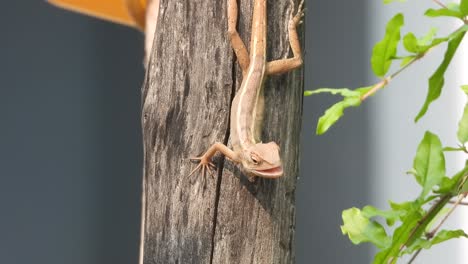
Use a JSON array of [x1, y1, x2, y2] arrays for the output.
[[190, 0, 304, 180]]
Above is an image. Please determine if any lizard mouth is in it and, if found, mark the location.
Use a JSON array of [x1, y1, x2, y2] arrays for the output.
[[253, 166, 284, 178]]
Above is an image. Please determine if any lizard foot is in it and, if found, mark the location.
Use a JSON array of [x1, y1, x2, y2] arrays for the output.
[[289, 0, 305, 27], [189, 157, 217, 179]]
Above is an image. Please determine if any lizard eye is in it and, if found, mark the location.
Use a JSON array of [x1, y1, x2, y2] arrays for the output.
[[251, 154, 260, 165]]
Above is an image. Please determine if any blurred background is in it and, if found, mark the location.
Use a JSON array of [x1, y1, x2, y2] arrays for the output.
[[1, 1, 466, 264]]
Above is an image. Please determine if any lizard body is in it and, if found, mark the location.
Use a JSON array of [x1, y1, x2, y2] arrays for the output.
[[191, 0, 304, 180]]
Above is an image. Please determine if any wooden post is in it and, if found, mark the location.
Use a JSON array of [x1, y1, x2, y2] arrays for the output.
[[140, 0, 303, 263]]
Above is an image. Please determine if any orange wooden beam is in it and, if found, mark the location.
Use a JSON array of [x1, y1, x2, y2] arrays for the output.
[[47, 0, 146, 30]]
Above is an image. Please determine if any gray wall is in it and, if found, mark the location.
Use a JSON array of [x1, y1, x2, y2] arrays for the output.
[[1, 2, 143, 264], [0, 1, 372, 264], [298, 0, 371, 263]]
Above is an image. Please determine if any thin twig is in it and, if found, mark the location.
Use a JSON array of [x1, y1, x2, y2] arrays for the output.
[[432, 0, 447, 9], [407, 193, 467, 264], [407, 249, 422, 264], [431, 194, 466, 236], [360, 78, 390, 101], [360, 54, 421, 101], [448, 200, 468, 206], [360, 23, 466, 102], [387, 194, 452, 264]]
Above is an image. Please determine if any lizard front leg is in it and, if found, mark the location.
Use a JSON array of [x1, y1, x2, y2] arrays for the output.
[[189, 142, 240, 178], [265, 0, 304, 75]]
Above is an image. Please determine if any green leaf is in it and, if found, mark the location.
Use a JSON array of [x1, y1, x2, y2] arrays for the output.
[[403, 230, 468, 254], [457, 165, 468, 193], [403, 33, 419, 53], [425, 5, 464, 19], [312, 87, 372, 134], [403, 28, 448, 54], [458, 86, 468, 144], [403, 28, 437, 52], [373, 195, 450, 263], [304, 88, 359, 97], [341, 208, 391, 249], [459, 177, 468, 194], [400, 56, 415, 67], [436, 163, 468, 194], [436, 177, 458, 194], [432, 229, 468, 242], [415, 32, 466, 121], [418, 27, 439, 45], [462, 0, 468, 16], [362, 205, 401, 226], [425, 207, 451, 231], [442, 146, 465, 152], [412, 131, 446, 198], [371, 13, 404, 77], [448, 25, 468, 38], [462, 85, 468, 94], [383, 0, 406, 3], [423, 194, 440, 204], [458, 103, 468, 144], [373, 208, 423, 263], [316, 97, 361, 135], [389, 200, 418, 214]]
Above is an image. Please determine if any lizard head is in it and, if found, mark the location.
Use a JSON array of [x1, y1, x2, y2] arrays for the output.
[[242, 142, 283, 178]]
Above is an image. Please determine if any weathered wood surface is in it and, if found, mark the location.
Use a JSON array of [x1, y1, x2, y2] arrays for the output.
[[140, 0, 304, 263]]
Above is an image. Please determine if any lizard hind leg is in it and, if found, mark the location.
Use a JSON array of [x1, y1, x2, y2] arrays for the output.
[[265, 0, 305, 76], [227, 0, 250, 75]]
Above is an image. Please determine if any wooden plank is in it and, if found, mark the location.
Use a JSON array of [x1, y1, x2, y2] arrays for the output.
[[140, 0, 303, 263]]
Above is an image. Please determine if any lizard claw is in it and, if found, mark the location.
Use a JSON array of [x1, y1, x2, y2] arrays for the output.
[[289, 0, 305, 26], [189, 156, 217, 179]]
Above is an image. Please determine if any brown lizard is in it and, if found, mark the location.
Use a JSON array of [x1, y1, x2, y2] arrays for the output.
[[190, 0, 304, 180]]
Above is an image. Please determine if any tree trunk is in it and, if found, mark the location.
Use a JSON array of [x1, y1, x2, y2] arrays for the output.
[[140, 0, 304, 263]]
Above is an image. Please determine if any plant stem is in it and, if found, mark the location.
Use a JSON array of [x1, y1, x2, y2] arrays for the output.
[[448, 200, 468, 206], [407, 194, 466, 264], [360, 78, 389, 101], [432, 0, 447, 9], [407, 249, 422, 264], [430, 194, 466, 236], [361, 24, 466, 102], [360, 55, 420, 101], [392, 195, 452, 264]]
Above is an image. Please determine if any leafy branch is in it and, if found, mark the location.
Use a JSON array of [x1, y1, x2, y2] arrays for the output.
[[306, 4, 468, 134], [341, 125, 468, 263], [306, 0, 468, 263]]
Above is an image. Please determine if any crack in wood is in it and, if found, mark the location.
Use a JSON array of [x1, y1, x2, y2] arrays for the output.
[[209, 53, 238, 264]]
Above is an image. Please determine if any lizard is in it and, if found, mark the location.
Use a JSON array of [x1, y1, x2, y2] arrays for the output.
[[47, 0, 160, 64], [190, 0, 304, 180]]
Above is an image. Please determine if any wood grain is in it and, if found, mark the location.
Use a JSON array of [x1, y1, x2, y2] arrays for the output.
[[140, 0, 303, 263]]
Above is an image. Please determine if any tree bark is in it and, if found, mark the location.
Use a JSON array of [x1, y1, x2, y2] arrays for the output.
[[140, 0, 303, 263]]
